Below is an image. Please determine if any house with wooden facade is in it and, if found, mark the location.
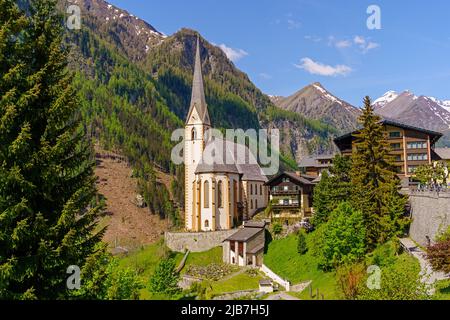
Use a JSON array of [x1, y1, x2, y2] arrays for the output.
[[265, 172, 315, 221], [334, 119, 443, 179]]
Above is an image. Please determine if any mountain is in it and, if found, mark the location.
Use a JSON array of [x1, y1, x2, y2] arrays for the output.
[[62, 0, 166, 62], [373, 91, 450, 146], [54, 0, 341, 173], [273, 82, 361, 133], [372, 91, 399, 109]]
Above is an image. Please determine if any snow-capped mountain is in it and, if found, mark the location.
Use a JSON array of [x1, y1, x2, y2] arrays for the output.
[[373, 91, 450, 138], [64, 0, 166, 61], [372, 91, 399, 109], [273, 82, 361, 133]]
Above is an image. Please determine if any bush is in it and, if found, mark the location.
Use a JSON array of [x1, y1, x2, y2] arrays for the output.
[[272, 223, 282, 235], [427, 239, 450, 274], [297, 230, 308, 255], [365, 240, 400, 268], [315, 203, 366, 270], [149, 258, 180, 296], [336, 263, 366, 300], [357, 255, 429, 300]]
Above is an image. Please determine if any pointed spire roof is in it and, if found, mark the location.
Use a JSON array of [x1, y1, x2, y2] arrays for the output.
[[186, 36, 211, 125]]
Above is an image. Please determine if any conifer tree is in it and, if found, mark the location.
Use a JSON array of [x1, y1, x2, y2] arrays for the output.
[[0, 0, 105, 299], [312, 155, 352, 227], [350, 97, 408, 248]]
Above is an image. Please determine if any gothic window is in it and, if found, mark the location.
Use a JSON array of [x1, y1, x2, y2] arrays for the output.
[[191, 127, 197, 140], [204, 180, 209, 208], [218, 181, 223, 208]]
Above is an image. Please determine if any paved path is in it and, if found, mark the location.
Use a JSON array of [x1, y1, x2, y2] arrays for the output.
[[265, 292, 300, 300], [399, 238, 450, 291]]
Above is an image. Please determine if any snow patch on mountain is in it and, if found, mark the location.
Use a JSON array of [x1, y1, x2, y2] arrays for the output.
[[373, 91, 398, 108]]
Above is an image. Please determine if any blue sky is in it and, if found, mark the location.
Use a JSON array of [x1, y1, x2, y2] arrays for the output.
[[108, 0, 450, 107]]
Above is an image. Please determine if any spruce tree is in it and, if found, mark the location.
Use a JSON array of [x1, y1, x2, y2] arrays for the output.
[[0, 0, 105, 299], [312, 155, 352, 227], [350, 97, 408, 248]]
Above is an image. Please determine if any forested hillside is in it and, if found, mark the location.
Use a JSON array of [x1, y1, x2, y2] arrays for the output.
[[49, 0, 341, 223]]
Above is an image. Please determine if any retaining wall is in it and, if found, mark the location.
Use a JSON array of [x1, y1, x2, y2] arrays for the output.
[[409, 191, 450, 247], [165, 229, 237, 253]]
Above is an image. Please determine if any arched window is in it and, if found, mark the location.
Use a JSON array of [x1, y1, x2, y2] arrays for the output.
[[255, 199, 258, 208], [260, 184, 262, 195], [250, 183, 253, 195], [191, 127, 197, 140], [204, 220, 209, 228], [204, 181, 209, 208], [250, 199, 253, 209], [218, 181, 223, 208]]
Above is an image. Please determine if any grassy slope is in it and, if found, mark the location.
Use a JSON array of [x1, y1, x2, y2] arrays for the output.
[[264, 234, 338, 299], [118, 242, 262, 299], [210, 272, 264, 296]]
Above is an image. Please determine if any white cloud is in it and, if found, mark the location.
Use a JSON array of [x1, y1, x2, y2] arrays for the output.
[[287, 19, 301, 29], [259, 73, 272, 80], [304, 35, 322, 42], [353, 35, 379, 53], [217, 44, 249, 62], [295, 57, 352, 77], [335, 39, 352, 48], [354, 35, 366, 45]]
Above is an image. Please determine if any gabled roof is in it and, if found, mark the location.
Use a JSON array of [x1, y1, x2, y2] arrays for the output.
[[334, 118, 443, 145], [264, 171, 312, 186], [186, 36, 211, 125], [195, 138, 268, 182], [434, 148, 450, 160], [223, 226, 263, 242]]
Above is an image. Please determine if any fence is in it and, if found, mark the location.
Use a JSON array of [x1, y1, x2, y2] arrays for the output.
[[260, 264, 291, 291]]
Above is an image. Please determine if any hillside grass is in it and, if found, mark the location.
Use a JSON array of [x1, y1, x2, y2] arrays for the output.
[[264, 233, 338, 299], [118, 240, 231, 299], [210, 272, 264, 296]]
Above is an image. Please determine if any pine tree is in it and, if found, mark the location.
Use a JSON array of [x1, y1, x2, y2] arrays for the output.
[[312, 155, 352, 227], [350, 97, 408, 248], [0, 0, 105, 299]]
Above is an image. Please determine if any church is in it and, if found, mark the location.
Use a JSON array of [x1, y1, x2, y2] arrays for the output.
[[184, 37, 268, 232]]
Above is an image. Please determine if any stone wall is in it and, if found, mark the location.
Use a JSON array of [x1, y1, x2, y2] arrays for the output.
[[409, 191, 450, 247], [165, 229, 237, 253]]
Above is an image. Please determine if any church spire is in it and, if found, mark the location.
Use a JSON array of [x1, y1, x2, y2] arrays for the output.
[[186, 36, 211, 126]]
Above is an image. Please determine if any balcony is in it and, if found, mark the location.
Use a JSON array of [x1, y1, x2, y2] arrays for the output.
[[270, 189, 300, 195]]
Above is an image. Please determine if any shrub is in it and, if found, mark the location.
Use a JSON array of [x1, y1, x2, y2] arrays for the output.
[[272, 223, 282, 235], [357, 255, 429, 300], [317, 203, 366, 270], [336, 263, 366, 300], [365, 239, 400, 268], [149, 258, 180, 296], [427, 239, 450, 274], [297, 229, 308, 255]]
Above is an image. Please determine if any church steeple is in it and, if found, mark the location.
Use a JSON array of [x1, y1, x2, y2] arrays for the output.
[[186, 36, 211, 126]]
